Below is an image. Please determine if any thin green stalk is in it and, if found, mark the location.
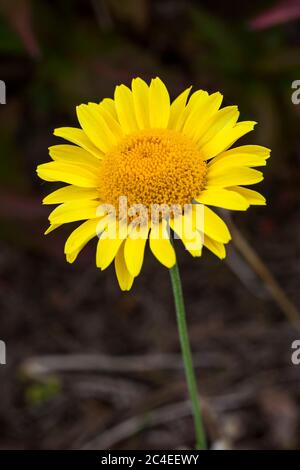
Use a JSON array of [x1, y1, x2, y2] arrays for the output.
[[169, 261, 207, 450]]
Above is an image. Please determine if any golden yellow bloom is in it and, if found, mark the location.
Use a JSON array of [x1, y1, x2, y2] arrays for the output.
[[37, 77, 270, 290]]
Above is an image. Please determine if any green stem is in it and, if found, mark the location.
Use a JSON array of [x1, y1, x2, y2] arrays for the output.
[[169, 261, 207, 450]]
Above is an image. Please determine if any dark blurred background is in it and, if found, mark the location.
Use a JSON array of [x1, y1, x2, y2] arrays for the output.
[[0, 0, 300, 450]]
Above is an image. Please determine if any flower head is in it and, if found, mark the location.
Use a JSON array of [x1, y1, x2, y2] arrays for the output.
[[37, 77, 270, 290]]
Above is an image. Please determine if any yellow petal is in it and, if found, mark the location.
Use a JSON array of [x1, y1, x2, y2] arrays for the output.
[[49, 144, 101, 169], [64, 218, 99, 263], [229, 186, 266, 205], [149, 77, 170, 128], [179, 91, 208, 133], [183, 92, 223, 141], [149, 221, 176, 268], [195, 188, 249, 210], [171, 205, 203, 240], [168, 86, 192, 129], [174, 89, 208, 131], [132, 77, 150, 129], [44, 224, 61, 234], [204, 235, 226, 259], [96, 233, 124, 270], [208, 145, 269, 170], [124, 235, 147, 277], [100, 98, 117, 120], [53, 127, 103, 159], [115, 242, 134, 291], [209, 155, 266, 172], [202, 206, 231, 243], [76, 103, 118, 153], [48, 200, 100, 225], [196, 106, 239, 146], [43, 186, 99, 205], [114, 84, 138, 134], [200, 121, 257, 160], [37, 161, 99, 187], [66, 252, 78, 263], [169, 215, 203, 257], [222, 144, 270, 158], [95, 101, 123, 138], [206, 166, 263, 187]]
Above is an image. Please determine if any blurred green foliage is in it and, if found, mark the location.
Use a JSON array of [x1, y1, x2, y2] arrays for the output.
[[25, 377, 61, 408]]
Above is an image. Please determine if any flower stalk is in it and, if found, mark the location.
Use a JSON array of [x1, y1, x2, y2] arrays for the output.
[[169, 260, 207, 450]]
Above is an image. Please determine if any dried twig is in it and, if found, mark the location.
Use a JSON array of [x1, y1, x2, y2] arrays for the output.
[[223, 214, 300, 330], [81, 400, 192, 449], [21, 351, 230, 379]]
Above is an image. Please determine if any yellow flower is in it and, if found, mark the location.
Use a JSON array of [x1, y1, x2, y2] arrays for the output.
[[37, 77, 270, 291]]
